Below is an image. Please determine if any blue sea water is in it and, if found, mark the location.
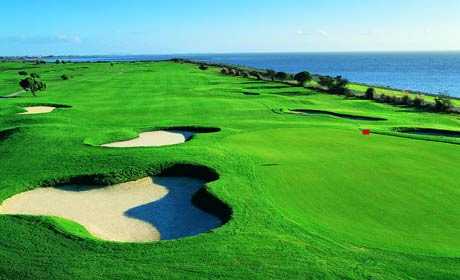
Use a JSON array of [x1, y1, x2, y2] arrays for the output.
[[51, 52, 460, 97]]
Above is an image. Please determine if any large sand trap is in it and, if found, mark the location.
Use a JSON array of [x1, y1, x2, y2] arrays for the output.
[[0, 176, 225, 242], [0, 177, 169, 242], [19, 106, 56, 115], [101, 130, 193, 148]]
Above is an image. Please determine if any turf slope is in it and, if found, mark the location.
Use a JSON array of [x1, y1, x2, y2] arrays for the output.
[[0, 61, 460, 279]]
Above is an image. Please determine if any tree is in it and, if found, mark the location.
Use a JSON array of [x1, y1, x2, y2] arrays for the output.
[[55, 59, 61, 64], [364, 88, 375, 99], [318, 76, 335, 89], [199, 64, 208, 70], [275, 72, 288, 81], [265, 69, 276, 81], [30, 73, 40, 79], [18, 71, 28, 76], [294, 71, 312, 86], [321, 76, 349, 95], [220, 68, 229, 75], [61, 74, 70, 80], [19, 76, 46, 97]]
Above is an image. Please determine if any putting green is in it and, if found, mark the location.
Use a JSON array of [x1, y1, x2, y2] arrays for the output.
[[0, 60, 459, 279]]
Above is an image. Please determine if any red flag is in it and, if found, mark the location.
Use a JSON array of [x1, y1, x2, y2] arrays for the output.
[[362, 129, 371, 135]]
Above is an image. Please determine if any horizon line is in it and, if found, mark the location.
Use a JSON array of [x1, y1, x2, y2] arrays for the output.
[[2, 49, 460, 58]]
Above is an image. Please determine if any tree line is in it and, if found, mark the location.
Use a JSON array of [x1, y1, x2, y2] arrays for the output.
[[190, 60, 456, 114]]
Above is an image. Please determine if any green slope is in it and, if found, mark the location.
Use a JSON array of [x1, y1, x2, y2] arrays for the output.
[[0, 61, 459, 279]]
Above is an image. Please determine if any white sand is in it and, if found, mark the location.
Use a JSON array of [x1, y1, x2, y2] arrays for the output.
[[19, 106, 56, 115], [101, 130, 193, 148], [0, 177, 169, 242]]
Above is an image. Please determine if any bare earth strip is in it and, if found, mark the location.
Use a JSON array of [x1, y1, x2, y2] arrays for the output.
[[0, 177, 169, 242], [19, 106, 56, 115], [102, 131, 193, 148]]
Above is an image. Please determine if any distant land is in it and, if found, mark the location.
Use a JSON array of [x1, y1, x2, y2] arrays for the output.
[[2, 51, 460, 97]]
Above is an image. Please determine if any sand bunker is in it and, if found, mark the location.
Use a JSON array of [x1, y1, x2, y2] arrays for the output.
[[102, 131, 193, 148], [0, 177, 168, 242], [395, 127, 460, 138], [291, 109, 387, 121], [19, 106, 56, 115], [0, 176, 226, 242]]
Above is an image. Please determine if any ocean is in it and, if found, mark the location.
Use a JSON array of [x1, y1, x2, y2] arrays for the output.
[[50, 52, 460, 97]]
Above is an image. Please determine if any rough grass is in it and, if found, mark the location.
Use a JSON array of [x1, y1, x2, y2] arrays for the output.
[[0, 61, 460, 279], [348, 83, 460, 107]]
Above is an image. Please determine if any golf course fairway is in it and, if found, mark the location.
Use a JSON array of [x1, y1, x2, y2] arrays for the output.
[[0, 60, 460, 279]]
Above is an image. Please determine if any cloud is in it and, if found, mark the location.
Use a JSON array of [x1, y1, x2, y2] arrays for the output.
[[296, 29, 330, 39], [316, 29, 329, 38], [1, 35, 82, 45]]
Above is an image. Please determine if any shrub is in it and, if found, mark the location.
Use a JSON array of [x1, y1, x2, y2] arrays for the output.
[[275, 72, 288, 81], [30, 73, 40, 79], [294, 71, 312, 86], [383, 95, 394, 104], [265, 69, 276, 81], [241, 71, 249, 78], [318, 76, 335, 88], [249, 71, 262, 80], [413, 95, 425, 108], [18, 71, 28, 76], [364, 87, 375, 99], [199, 64, 208, 70], [400, 95, 411, 105], [220, 68, 229, 75], [434, 95, 453, 112], [61, 74, 70, 80], [333, 76, 349, 94]]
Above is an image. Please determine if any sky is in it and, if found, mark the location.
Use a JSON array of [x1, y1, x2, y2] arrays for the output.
[[1, 0, 459, 56]]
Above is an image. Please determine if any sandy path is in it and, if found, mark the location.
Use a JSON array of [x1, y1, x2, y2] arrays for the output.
[[0, 177, 169, 242], [19, 106, 56, 115], [102, 130, 193, 148]]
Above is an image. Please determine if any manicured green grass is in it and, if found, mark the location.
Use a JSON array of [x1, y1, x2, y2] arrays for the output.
[[0, 61, 460, 279]]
